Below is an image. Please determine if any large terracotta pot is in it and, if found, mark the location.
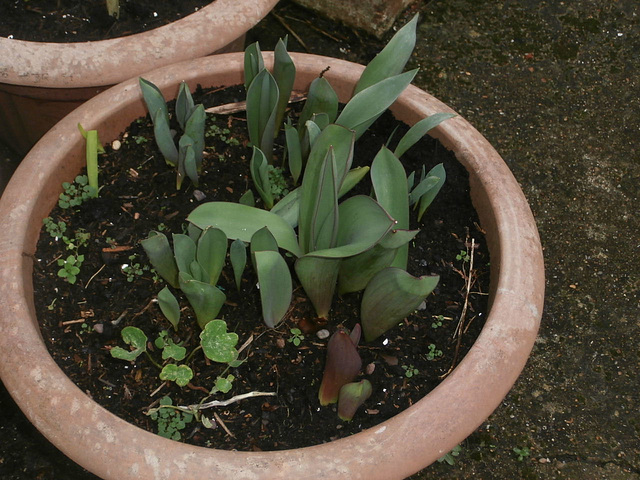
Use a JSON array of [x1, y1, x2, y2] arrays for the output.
[[0, 0, 279, 155], [0, 52, 544, 479]]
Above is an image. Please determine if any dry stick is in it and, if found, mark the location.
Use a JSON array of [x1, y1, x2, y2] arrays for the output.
[[213, 411, 235, 438], [205, 93, 307, 116], [272, 12, 309, 51], [440, 238, 476, 379], [85, 263, 105, 288], [184, 391, 276, 413]]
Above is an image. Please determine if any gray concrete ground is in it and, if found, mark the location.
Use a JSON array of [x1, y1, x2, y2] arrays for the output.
[[1, 0, 638, 478]]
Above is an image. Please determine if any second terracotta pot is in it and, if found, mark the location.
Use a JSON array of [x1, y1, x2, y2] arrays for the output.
[[0, 52, 544, 479], [0, 0, 279, 155]]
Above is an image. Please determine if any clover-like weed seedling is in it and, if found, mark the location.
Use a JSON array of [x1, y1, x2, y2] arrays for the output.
[[148, 395, 194, 441], [287, 328, 304, 346], [437, 445, 462, 465], [154, 330, 187, 361], [513, 446, 531, 461], [431, 315, 444, 329], [456, 249, 470, 263], [402, 364, 419, 378], [200, 320, 239, 364], [426, 343, 443, 361], [159, 364, 194, 387], [110, 326, 148, 362], [57, 254, 84, 284], [58, 175, 97, 209], [211, 374, 235, 394]]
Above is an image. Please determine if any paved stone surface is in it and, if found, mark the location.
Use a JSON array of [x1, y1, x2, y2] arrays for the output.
[[1, 1, 638, 478]]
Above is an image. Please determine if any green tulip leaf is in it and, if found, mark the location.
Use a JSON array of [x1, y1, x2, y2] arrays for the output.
[[361, 268, 440, 342], [294, 256, 340, 319], [140, 232, 179, 288], [394, 113, 456, 158], [250, 146, 274, 209], [157, 286, 180, 331], [243, 42, 264, 89], [229, 239, 247, 291], [197, 227, 227, 286], [139, 77, 169, 126], [254, 250, 293, 328], [179, 272, 226, 329], [284, 123, 302, 185], [172, 234, 197, 274], [353, 14, 418, 94], [153, 109, 178, 166], [338, 379, 373, 422], [298, 76, 339, 134], [273, 37, 296, 134], [188, 202, 302, 257], [246, 68, 278, 161]]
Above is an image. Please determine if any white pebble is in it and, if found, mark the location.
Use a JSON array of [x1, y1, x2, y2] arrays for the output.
[[316, 329, 330, 340], [112, 139, 121, 150]]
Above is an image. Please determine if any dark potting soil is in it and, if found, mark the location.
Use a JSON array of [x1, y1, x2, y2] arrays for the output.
[[32, 84, 490, 452], [0, 0, 211, 43]]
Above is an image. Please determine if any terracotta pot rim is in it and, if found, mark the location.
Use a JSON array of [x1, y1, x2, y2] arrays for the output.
[[0, 52, 544, 480], [0, 0, 278, 89]]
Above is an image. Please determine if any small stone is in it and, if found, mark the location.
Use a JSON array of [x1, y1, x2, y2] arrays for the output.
[[418, 301, 427, 311], [193, 190, 206, 202], [365, 363, 376, 375], [111, 140, 121, 150], [276, 338, 286, 349], [316, 329, 330, 340], [93, 323, 104, 334]]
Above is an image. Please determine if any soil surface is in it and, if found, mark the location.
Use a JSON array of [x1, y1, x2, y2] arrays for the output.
[[0, 0, 210, 42], [31, 85, 488, 452]]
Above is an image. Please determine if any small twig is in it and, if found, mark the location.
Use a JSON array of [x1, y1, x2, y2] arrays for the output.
[[149, 381, 167, 398], [205, 93, 306, 115], [185, 391, 276, 412], [272, 12, 308, 51], [85, 263, 105, 289], [213, 411, 235, 438], [61, 318, 86, 326]]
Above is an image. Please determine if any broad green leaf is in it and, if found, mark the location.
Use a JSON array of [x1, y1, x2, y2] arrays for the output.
[[141, 232, 179, 288], [239, 189, 255, 207], [338, 229, 418, 295], [298, 77, 339, 135], [184, 104, 206, 167], [246, 69, 278, 162], [254, 250, 292, 328], [200, 319, 239, 363], [271, 187, 299, 228], [159, 364, 193, 387], [354, 14, 418, 94], [197, 227, 227, 286], [250, 147, 274, 209], [394, 113, 456, 158], [338, 166, 370, 198], [310, 149, 339, 252], [153, 109, 178, 166], [294, 256, 340, 319], [179, 272, 226, 329], [188, 259, 209, 284], [310, 112, 330, 131], [139, 77, 169, 125], [298, 125, 355, 254], [110, 326, 147, 361], [273, 37, 296, 135], [361, 268, 440, 342], [172, 234, 197, 274], [318, 328, 361, 405], [306, 195, 395, 259], [176, 82, 195, 130], [250, 226, 278, 260], [229, 239, 247, 291], [157, 286, 180, 331], [188, 202, 302, 257], [338, 380, 373, 422], [305, 120, 322, 150], [409, 175, 439, 206], [336, 70, 418, 140], [243, 42, 264, 89], [187, 223, 202, 242], [416, 164, 446, 221], [371, 147, 409, 268], [284, 123, 302, 184]]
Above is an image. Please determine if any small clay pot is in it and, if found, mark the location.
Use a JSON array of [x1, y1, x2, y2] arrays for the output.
[[0, 0, 279, 155], [0, 52, 544, 479]]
